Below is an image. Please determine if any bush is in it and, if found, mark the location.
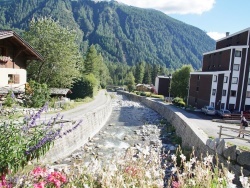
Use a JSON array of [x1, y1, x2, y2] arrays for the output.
[[140, 92, 147, 96], [151, 94, 164, 99], [70, 74, 98, 99], [3, 91, 16, 107], [172, 97, 185, 107], [24, 80, 50, 108]]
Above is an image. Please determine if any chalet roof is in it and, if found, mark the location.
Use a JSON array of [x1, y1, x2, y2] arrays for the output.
[[0, 30, 43, 61], [50, 88, 72, 95]]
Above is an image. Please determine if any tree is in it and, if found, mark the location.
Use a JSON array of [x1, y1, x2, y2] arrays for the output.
[[143, 63, 152, 84], [125, 71, 135, 92], [170, 65, 193, 100], [84, 45, 99, 76], [24, 17, 82, 88], [134, 61, 145, 84]]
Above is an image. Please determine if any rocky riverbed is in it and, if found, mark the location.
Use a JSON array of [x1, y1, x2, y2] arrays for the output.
[[49, 93, 178, 186]]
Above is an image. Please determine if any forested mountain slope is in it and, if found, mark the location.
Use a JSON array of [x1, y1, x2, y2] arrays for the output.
[[0, 0, 215, 69]]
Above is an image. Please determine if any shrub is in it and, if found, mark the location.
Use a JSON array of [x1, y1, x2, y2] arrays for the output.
[[70, 74, 98, 99], [140, 92, 147, 96], [172, 97, 185, 107], [24, 80, 50, 108], [151, 94, 164, 100], [3, 91, 16, 107]]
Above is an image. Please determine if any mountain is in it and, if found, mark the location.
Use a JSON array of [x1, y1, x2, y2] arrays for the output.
[[0, 0, 215, 69]]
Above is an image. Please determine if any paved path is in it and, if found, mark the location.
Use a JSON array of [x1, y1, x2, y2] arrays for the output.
[[41, 90, 108, 122]]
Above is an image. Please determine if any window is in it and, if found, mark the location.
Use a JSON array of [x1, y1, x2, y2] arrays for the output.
[[232, 77, 238, 84], [212, 89, 216, 95], [196, 87, 199, 91], [233, 64, 239, 71], [222, 90, 227, 96], [246, 91, 250, 98], [213, 75, 217, 82], [221, 103, 225, 109], [235, 50, 241, 57], [8, 74, 20, 84], [224, 76, 228, 83], [211, 102, 214, 107], [231, 90, 236, 97], [248, 78, 250, 85]]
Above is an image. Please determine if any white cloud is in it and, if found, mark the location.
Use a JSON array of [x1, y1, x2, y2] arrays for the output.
[[207, 32, 226, 40], [114, 0, 215, 14]]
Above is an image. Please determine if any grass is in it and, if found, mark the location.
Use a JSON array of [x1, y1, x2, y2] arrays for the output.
[[227, 142, 250, 152]]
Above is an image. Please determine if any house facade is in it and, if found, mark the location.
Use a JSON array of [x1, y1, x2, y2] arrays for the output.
[[0, 30, 42, 94], [188, 28, 250, 111], [155, 75, 171, 96]]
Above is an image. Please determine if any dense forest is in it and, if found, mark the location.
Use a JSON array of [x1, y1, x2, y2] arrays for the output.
[[0, 0, 215, 70]]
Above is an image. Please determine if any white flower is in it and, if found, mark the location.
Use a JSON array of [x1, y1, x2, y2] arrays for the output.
[[240, 176, 249, 188], [227, 182, 237, 188], [190, 157, 196, 164], [185, 161, 192, 171], [227, 171, 235, 182], [171, 154, 177, 162], [180, 154, 186, 161], [204, 155, 213, 165], [145, 171, 151, 179], [171, 167, 178, 174]]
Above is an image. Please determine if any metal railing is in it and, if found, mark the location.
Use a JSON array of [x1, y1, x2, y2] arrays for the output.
[[218, 125, 250, 142]]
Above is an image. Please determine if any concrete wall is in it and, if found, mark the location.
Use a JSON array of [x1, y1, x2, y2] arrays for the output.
[[40, 94, 112, 163]]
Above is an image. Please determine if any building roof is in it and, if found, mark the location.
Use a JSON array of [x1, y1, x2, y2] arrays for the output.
[[0, 87, 24, 95], [50, 88, 72, 95], [0, 30, 43, 61], [216, 27, 250, 42]]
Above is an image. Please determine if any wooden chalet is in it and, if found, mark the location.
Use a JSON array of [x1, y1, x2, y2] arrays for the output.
[[0, 30, 43, 95]]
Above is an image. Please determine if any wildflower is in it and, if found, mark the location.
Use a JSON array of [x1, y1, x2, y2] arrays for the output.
[[180, 154, 186, 161], [240, 175, 249, 188], [203, 155, 213, 165], [190, 157, 196, 164], [47, 171, 67, 188], [171, 167, 178, 174], [34, 181, 46, 188], [171, 180, 180, 188], [226, 171, 235, 182], [227, 182, 237, 188], [171, 154, 177, 162], [32, 167, 47, 178]]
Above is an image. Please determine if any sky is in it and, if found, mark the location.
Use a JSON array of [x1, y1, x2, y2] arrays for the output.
[[111, 0, 250, 40]]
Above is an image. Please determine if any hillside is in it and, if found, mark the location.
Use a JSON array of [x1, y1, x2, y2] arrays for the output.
[[0, 0, 215, 69]]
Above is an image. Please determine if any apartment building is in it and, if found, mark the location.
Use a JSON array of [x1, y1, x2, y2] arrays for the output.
[[188, 28, 250, 111]]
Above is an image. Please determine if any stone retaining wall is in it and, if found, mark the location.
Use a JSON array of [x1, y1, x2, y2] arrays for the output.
[[40, 95, 112, 163], [118, 91, 250, 179]]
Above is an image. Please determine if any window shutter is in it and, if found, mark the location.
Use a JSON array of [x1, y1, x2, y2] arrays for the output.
[[14, 74, 20, 84]]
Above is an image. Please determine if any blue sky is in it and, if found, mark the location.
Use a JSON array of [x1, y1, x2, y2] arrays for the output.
[[169, 0, 250, 40], [111, 0, 250, 40]]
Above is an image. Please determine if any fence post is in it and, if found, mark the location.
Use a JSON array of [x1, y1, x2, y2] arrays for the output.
[[218, 126, 222, 139]]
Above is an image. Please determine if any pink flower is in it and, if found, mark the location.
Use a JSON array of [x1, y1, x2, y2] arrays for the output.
[[47, 171, 67, 188], [32, 167, 47, 178], [34, 181, 46, 188], [171, 181, 181, 188]]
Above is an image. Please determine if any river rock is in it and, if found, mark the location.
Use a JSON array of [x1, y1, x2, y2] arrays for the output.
[[223, 145, 237, 161], [216, 139, 225, 155], [237, 152, 250, 166]]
